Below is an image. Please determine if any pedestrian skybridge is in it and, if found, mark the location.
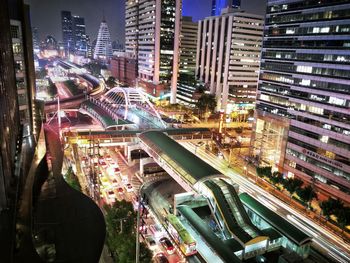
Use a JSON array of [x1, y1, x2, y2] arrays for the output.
[[138, 131, 270, 260]]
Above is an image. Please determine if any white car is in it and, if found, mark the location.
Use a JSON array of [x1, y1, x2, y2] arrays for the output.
[[107, 190, 116, 202], [108, 160, 118, 168], [125, 183, 133, 192]]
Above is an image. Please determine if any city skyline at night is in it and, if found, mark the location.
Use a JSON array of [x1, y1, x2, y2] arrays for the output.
[[1, 0, 349, 262]]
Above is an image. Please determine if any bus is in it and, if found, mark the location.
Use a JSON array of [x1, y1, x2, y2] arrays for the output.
[[165, 214, 197, 256]]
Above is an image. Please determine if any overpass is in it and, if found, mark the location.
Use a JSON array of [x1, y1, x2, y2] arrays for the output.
[[137, 131, 274, 261]]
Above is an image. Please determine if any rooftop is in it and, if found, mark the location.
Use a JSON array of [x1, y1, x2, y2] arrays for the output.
[[139, 130, 223, 185], [239, 193, 312, 246]]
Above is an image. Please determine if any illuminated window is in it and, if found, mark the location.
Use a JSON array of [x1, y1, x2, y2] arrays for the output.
[[329, 96, 345, 106], [320, 136, 329, 143]]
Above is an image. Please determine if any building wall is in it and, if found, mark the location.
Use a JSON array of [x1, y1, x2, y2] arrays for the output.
[[196, 9, 264, 113], [179, 16, 198, 76], [110, 56, 137, 87], [255, 0, 350, 203], [0, 0, 20, 211]]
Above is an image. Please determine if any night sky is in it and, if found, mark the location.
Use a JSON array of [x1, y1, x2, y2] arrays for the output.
[[25, 0, 266, 44]]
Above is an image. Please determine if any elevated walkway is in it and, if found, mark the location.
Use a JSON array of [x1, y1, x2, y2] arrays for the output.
[[138, 130, 226, 192], [80, 100, 132, 129]]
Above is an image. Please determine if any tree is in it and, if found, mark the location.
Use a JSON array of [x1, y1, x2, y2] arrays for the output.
[[336, 208, 349, 233], [104, 200, 152, 263], [320, 198, 344, 221], [270, 171, 284, 185], [196, 94, 217, 119], [283, 178, 303, 196], [320, 199, 333, 221], [256, 166, 272, 178], [106, 76, 116, 88], [296, 185, 317, 206]]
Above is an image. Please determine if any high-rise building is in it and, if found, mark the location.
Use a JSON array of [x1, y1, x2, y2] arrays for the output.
[[10, 0, 36, 135], [93, 17, 113, 61], [176, 16, 198, 106], [0, 0, 21, 214], [1, 0, 38, 260], [179, 16, 198, 77], [211, 0, 241, 16], [253, 0, 350, 204], [32, 26, 40, 53], [73, 15, 87, 55], [61, 10, 74, 56], [196, 8, 264, 113], [125, 0, 181, 102]]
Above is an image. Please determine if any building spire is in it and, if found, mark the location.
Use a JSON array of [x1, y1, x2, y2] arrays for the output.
[[102, 10, 106, 22]]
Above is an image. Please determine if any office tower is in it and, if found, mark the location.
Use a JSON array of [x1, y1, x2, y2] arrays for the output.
[[93, 17, 113, 61], [196, 8, 264, 113], [73, 15, 87, 55], [176, 16, 198, 106], [125, 0, 181, 102], [211, 0, 241, 16], [32, 26, 40, 53], [61, 10, 74, 56], [86, 34, 92, 58], [254, 0, 350, 204], [179, 16, 198, 77], [125, 0, 138, 58]]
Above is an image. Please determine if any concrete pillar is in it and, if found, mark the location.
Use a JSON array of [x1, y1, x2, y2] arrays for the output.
[[139, 157, 154, 175]]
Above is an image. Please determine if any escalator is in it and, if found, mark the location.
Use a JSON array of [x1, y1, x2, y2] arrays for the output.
[[205, 179, 265, 245], [215, 179, 261, 238], [204, 180, 252, 244]]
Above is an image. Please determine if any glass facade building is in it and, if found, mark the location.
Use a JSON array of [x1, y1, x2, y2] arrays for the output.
[[211, 0, 241, 16], [61, 10, 74, 55], [254, 0, 350, 203]]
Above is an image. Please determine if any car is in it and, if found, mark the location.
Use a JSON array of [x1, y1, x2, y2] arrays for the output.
[[108, 160, 118, 168], [107, 190, 116, 201], [145, 235, 157, 250], [159, 237, 174, 254], [121, 175, 129, 184], [111, 179, 118, 187], [114, 167, 121, 176], [154, 253, 169, 263], [99, 176, 110, 187], [117, 187, 124, 194], [125, 183, 133, 192], [149, 224, 165, 239], [100, 161, 108, 168]]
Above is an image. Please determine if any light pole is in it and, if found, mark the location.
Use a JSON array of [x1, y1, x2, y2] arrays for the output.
[[136, 182, 147, 263]]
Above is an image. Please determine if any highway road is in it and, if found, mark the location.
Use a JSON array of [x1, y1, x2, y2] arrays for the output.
[[181, 142, 350, 263]]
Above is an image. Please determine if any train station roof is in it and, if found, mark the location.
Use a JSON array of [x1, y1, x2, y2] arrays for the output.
[[139, 131, 223, 185], [239, 193, 312, 246]]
